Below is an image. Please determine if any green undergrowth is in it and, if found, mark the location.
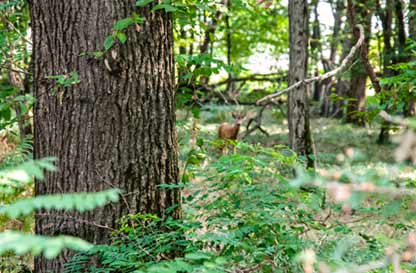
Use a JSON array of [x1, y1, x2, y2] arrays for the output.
[[64, 107, 416, 272]]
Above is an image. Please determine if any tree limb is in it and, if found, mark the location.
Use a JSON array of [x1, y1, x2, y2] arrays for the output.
[[257, 25, 365, 105]]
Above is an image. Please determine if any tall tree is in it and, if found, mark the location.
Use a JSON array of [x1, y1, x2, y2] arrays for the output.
[[394, 0, 406, 63], [409, 0, 416, 115], [288, 0, 314, 168], [29, 1, 180, 272], [410, 0, 416, 42], [375, 0, 394, 143], [310, 0, 322, 102], [329, 0, 349, 118], [346, 0, 372, 125]]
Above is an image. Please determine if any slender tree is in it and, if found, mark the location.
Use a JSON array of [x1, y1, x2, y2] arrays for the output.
[[330, 0, 349, 118], [409, 0, 416, 115], [288, 0, 314, 168], [346, 0, 372, 125], [410, 0, 416, 41], [310, 0, 322, 102], [29, 1, 180, 271], [375, 0, 394, 143]]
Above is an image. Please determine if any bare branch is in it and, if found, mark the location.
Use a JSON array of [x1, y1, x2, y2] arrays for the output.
[[256, 25, 365, 105], [378, 110, 409, 127]]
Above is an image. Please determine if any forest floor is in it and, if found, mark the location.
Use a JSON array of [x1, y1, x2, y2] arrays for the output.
[[182, 105, 397, 166], [0, 106, 413, 272]]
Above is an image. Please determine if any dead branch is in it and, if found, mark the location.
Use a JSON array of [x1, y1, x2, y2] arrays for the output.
[[242, 104, 270, 139], [257, 24, 365, 105]]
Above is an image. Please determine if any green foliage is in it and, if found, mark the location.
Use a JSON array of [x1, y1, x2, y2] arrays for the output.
[[0, 231, 93, 259], [0, 83, 34, 131], [47, 71, 81, 89], [0, 189, 120, 218], [0, 158, 55, 191], [66, 143, 308, 273], [0, 155, 121, 263]]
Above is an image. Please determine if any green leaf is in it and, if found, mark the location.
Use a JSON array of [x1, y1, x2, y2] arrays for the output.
[[152, 4, 177, 12], [104, 36, 115, 51], [0, 231, 92, 258], [136, 0, 154, 7], [0, 189, 120, 218], [114, 18, 135, 31], [116, 32, 127, 44]]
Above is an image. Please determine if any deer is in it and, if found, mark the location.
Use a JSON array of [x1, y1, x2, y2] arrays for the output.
[[218, 111, 247, 154]]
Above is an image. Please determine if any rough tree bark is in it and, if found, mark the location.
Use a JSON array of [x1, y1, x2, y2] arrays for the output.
[[29, 1, 180, 272], [288, 0, 314, 168]]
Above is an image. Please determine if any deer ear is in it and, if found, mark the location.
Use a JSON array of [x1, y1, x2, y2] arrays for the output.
[[231, 112, 237, 118]]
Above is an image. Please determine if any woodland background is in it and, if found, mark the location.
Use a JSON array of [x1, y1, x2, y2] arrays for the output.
[[1, 0, 416, 272]]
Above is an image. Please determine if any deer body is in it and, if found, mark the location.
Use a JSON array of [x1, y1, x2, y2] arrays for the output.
[[218, 112, 246, 154], [218, 122, 241, 140]]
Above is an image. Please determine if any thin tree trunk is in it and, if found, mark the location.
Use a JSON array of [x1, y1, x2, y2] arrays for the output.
[[345, 0, 371, 126], [409, 0, 416, 115], [323, 0, 344, 117], [225, 0, 235, 93], [394, 0, 406, 63], [329, 0, 344, 65], [410, 0, 416, 41], [330, 0, 348, 118], [29, 1, 180, 271], [310, 0, 322, 102], [346, 74, 367, 125], [288, 0, 314, 168], [375, 0, 394, 143]]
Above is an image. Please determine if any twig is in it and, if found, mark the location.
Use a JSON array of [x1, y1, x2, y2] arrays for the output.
[[256, 24, 365, 105]]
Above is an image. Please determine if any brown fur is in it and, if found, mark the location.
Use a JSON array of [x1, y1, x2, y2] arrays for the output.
[[218, 112, 246, 154], [218, 123, 241, 140]]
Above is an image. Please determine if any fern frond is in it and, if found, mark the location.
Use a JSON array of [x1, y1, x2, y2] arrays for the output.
[[0, 231, 93, 258], [0, 189, 120, 218]]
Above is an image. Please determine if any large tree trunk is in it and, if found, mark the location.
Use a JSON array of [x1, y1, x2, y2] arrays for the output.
[[29, 1, 180, 272], [288, 0, 314, 168]]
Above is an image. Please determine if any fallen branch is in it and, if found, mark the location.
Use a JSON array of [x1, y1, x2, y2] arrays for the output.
[[256, 24, 365, 105]]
